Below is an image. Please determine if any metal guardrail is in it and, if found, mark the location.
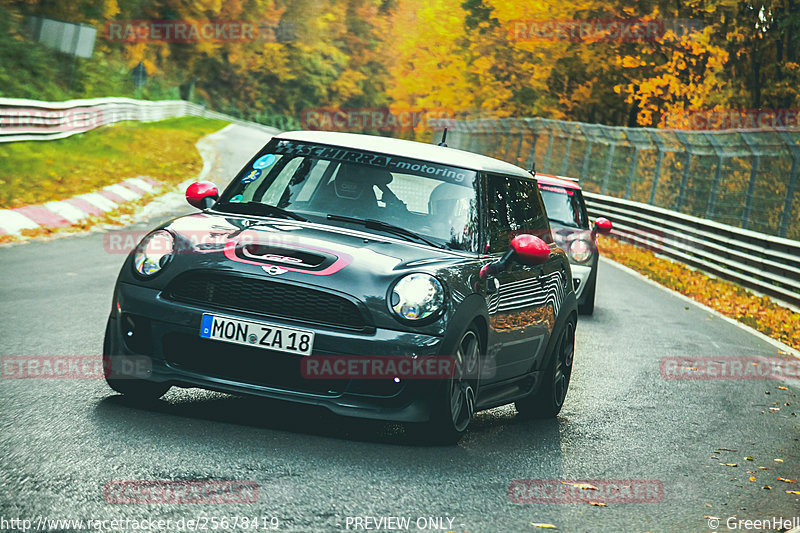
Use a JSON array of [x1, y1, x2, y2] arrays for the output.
[[0, 96, 279, 143], [435, 117, 800, 240], [584, 191, 800, 308]]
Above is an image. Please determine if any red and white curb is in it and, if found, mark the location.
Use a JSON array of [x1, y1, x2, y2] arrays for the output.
[[0, 177, 161, 235]]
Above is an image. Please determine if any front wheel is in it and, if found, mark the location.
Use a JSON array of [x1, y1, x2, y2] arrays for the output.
[[105, 375, 171, 400], [103, 355, 170, 400], [408, 327, 481, 445], [515, 319, 575, 418]]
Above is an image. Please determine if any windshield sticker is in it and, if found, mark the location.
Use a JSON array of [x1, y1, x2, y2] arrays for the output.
[[252, 154, 277, 169], [241, 168, 262, 184], [272, 140, 471, 183], [230, 194, 244, 202]]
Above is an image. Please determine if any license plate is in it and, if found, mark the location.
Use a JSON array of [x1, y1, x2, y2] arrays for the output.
[[199, 313, 314, 356]]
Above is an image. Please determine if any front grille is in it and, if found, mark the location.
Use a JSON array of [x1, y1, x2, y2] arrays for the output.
[[163, 334, 344, 395], [165, 271, 367, 330]]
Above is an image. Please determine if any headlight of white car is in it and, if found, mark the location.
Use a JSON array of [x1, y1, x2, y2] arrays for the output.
[[568, 239, 592, 263], [390, 273, 444, 321], [133, 230, 174, 277]]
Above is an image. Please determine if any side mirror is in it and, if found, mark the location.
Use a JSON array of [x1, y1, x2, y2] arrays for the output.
[[480, 234, 551, 280], [186, 181, 219, 210], [510, 234, 550, 266], [594, 217, 613, 235]]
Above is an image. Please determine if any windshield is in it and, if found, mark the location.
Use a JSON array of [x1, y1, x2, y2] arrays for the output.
[[538, 184, 588, 229], [216, 140, 480, 252]]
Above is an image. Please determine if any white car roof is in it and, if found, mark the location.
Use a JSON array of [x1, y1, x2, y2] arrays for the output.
[[274, 130, 532, 179]]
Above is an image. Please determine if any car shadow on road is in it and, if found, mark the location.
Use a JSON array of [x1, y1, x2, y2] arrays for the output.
[[93, 389, 569, 450]]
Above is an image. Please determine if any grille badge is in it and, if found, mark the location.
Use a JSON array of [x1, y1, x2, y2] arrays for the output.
[[262, 265, 288, 275]]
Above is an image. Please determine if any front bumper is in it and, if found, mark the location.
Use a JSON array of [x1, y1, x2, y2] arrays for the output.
[[570, 264, 593, 301], [104, 282, 448, 423]]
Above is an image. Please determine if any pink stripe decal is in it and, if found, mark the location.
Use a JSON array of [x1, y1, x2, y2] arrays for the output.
[[12, 205, 70, 227], [64, 197, 104, 217], [97, 190, 126, 204], [119, 182, 147, 196], [222, 240, 352, 276]]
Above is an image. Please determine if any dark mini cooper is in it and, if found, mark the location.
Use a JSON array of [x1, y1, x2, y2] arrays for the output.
[[104, 131, 578, 443]]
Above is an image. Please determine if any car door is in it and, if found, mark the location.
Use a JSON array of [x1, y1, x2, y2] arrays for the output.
[[482, 173, 564, 383]]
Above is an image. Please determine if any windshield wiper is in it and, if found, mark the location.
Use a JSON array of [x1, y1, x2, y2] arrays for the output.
[[215, 201, 307, 221], [327, 214, 445, 249]]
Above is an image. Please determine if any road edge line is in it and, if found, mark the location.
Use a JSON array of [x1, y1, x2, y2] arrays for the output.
[[600, 256, 800, 358]]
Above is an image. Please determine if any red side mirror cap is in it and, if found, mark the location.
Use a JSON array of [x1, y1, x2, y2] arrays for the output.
[[510, 234, 550, 266], [186, 181, 219, 209], [594, 217, 613, 235]]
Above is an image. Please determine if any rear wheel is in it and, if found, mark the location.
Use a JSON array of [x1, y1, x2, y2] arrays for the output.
[[515, 319, 575, 418], [408, 327, 481, 445]]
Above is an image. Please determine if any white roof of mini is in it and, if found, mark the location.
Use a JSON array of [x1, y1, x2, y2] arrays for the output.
[[274, 130, 532, 178]]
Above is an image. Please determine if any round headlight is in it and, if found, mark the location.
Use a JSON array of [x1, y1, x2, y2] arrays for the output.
[[133, 230, 174, 277], [568, 239, 592, 263], [390, 273, 444, 321]]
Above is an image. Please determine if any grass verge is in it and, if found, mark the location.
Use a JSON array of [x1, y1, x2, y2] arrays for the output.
[[598, 235, 800, 353], [0, 117, 228, 209]]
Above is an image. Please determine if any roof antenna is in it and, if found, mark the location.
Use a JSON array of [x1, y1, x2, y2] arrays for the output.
[[528, 161, 536, 177], [437, 128, 448, 147]]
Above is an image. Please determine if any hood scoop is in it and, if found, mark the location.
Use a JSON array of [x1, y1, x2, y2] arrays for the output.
[[236, 243, 335, 272]]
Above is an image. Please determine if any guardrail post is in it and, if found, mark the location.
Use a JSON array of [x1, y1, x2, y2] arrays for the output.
[[740, 132, 761, 230], [524, 118, 540, 171], [704, 133, 725, 219], [674, 131, 693, 212], [601, 128, 616, 194], [467, 122, 479, 153], [543, 124, 555, 173], [648, 133, 666, 205], [778, 130, 800, 238], [579, 123, 593, 183], [560, 132, 573, 176], [502, 120, 514, 161], [513, 119, 525, 166], [624, 147, 640, 200]]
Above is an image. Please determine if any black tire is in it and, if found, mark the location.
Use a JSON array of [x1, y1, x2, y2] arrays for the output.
[[515, 319, 575, 418], [105, 375, 171, 400], [103, 352, 171, 400], [408, 327, 481, 445], [578, 271, 596, 315]]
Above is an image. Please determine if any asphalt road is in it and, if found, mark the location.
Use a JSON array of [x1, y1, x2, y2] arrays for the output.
[[0, 125, 797, 533]]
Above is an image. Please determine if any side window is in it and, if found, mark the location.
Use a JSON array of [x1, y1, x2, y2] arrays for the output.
[[486, 174, 551, 253]]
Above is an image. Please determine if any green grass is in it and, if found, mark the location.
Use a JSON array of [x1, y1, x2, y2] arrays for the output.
[[0, 117, 229, 209]]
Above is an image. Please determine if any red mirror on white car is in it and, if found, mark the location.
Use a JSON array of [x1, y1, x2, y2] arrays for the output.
[[594, 217, 613, 235]]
